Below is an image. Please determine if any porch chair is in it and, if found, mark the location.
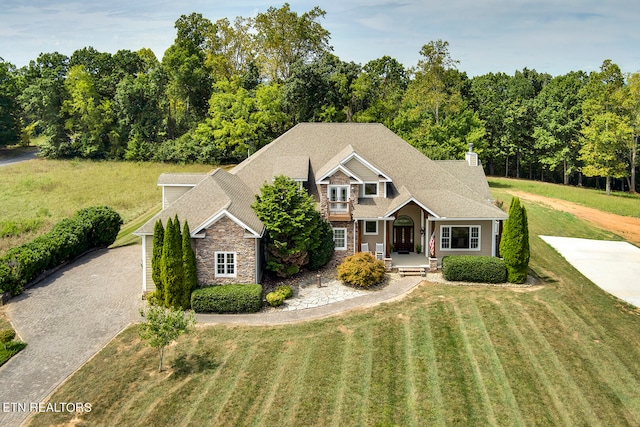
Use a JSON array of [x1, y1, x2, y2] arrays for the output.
[[375, 243, 384, 260], [361, 243, 369, 253]]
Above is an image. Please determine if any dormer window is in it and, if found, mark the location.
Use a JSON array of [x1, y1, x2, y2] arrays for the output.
[[363, 182, 379, 197]]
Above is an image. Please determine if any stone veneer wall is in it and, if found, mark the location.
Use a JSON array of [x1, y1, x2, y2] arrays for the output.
[[194, 215, 258, 285], [317, 170, 360, 266]]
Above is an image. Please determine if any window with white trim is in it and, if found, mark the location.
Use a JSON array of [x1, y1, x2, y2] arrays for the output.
[[328, 185, 349, 212], [440, 226, 481, 251], [362, 182, 378, 197], [364, 220, 378, 235], [333, 228, 347, 250], [215, 252, 236, 277]]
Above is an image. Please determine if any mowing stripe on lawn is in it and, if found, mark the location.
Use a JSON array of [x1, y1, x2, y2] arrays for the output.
[[495, 302, 574, 426], [291, 330, 347, 425], [329, 328, 355, 427], [246, 337, 305, 427], [410, 306, 446, 426], [452, 298, 501, 426], [545, 300, 640, 424], [463, 298, 525, 427], [477, 299, 562, 425], [511, 300, 602, 426], [402, 317, 419, 427], [431, 299, 489, 425], [366, 316, 409, 426], [263, 335, 316, 426], [212, 339, 288, 427]]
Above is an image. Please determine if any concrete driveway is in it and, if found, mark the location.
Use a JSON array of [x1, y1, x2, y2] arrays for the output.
[[541, 236, 640, 307], [0, 245, 142, 427]]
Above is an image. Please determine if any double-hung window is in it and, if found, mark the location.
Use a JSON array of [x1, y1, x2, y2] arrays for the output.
[[333, 228, 347, 251], [440, 226, 480, 250], [215, 252, 236, 277]]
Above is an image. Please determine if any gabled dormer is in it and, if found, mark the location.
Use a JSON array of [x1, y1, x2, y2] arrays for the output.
[[315, 145, 392, 221]]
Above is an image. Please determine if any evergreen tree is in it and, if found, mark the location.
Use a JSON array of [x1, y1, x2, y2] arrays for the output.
[[163, 217, 184, 308], [252, 175, 322, 277], [159, 217, 172, 305], [182, 220, 198, 309], [500, 197, 530, 283], [151, 219, 165, 302], [307, 213, 335, 270]]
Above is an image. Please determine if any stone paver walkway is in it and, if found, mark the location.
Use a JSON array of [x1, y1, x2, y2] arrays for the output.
[[0, 245, 143, 427], [197, 275, 423, 325]]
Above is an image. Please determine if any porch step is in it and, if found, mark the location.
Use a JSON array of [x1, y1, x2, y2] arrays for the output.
[[398, 267, 427, 277]]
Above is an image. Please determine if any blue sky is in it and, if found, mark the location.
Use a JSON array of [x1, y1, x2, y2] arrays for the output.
[[1, 0, 639, 76]]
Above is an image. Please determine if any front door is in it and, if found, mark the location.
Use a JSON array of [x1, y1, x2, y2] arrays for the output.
[[394, 226, 414, 253]]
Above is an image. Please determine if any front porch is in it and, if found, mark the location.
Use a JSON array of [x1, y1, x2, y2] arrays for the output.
[[390, 251, 430, 268]]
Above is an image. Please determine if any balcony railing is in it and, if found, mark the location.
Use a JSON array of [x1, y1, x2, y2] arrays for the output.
[[328, 201, 351, 221]]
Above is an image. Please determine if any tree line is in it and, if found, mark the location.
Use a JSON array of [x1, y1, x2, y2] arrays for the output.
[[0, 3, 638, 193]]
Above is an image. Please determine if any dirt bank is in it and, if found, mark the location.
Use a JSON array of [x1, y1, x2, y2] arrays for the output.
[[508, 191, 640, 247]]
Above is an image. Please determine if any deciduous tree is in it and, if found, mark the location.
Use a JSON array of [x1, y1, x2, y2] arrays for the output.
[[138, 305, 195, 372]]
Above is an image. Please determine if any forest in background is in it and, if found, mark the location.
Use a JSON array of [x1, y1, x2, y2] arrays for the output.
[[0, 4, 638, 194]]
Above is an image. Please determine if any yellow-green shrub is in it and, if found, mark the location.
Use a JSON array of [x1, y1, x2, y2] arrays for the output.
[[337, 252, 385, 288]]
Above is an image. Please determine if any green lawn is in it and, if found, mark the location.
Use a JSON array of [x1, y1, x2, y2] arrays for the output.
[[0, 159, 213, 254], [489, 177, 640, 218], [28, 181, 640, 426]]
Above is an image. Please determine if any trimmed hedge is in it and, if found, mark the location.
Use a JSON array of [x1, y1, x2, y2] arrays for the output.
[[442, 256, 507, 284], [0, 206, 123, 296], [191, 284, 263, 313]]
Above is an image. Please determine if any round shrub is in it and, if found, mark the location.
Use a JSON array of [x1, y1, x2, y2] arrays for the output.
[[266, 291, 285, 307], [442, 256, 507, 283], [275, 285, 293, 299], [337, 252, 386, 288], [0, 329, 16, 349]]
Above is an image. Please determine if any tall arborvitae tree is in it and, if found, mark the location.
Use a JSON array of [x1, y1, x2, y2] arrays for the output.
[[151, 219, 165, 301], [500, 197, 530, 283], [159, 216, 172, 304], [161, 217, 184, 308], [182, 220, 197, 309]]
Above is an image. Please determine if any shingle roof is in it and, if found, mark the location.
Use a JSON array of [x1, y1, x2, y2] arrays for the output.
[[232, 123, 507, 220], [157, 173, 209, 186], [135, 169, 264, 236], [136, 123, 506, 238]]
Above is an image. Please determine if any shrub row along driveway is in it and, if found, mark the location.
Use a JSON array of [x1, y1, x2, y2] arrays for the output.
[[0, 245, 142, 427]]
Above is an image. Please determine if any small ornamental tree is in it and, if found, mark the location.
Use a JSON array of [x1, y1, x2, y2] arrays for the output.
[[152, 219, 165, 300], [252, 175, 324, 277], [500, 197, 530, 283], [182, 220, 198, 309], [138, 305, 195, 372]]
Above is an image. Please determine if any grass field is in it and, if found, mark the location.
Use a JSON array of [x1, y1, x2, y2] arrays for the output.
[[27, 181, 640, 426], [0, 159, 213, 254], [489, 177, 640, 218]]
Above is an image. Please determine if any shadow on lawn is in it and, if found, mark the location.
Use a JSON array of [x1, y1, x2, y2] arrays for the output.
[[487, 180, 514, 189], [172, 352, 220, 376]]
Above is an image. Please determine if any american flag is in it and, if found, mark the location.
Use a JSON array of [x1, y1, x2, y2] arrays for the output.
[[429, 232, 436, 258]]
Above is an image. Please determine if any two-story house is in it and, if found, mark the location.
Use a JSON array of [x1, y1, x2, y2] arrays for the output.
[[134, 123, 507, 293]]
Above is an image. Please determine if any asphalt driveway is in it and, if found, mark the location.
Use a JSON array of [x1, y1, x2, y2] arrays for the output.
[[0, 245, 142, 427], [541, 236, 640, 308]]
